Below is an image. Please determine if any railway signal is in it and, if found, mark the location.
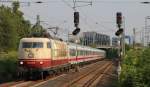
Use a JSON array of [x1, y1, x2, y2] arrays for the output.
[[115, 12, 123, 36], [71, 0, 91, 36], [72, 27, 80, 35], [74, 12, 79, 27], [72, 12, 80, 35], [115, 28, 123, 36], [115, 12, 125, 62], [116, 12, 122, 28]]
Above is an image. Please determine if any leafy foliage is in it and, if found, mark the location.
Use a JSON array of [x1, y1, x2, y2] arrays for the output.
[[125, 44, 132, 52], [0, 2, 31, 51], [0, 2, 32, 83], [120, 48, 150, 87], [0, 51, 17, 83]]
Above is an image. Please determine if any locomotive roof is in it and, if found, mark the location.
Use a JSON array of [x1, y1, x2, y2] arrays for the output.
[[20, 38, 50, 42]]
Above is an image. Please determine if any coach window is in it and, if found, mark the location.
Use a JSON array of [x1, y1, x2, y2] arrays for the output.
[[70, 49, 76, 56], [47, 42, 51, 48]]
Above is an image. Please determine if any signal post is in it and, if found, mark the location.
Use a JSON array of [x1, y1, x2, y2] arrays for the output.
[[115, 12, 125, 62]]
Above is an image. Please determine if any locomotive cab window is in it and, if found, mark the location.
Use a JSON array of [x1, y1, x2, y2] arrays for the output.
[[22, 42, 43, 48], [22, 42, 32, 48], [33, 42, 43, 48]]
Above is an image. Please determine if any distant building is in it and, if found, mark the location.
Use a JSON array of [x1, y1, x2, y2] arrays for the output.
[[125, 35, 131, 45], [77, 32, 110, 47], [112, 37, 119, 46]]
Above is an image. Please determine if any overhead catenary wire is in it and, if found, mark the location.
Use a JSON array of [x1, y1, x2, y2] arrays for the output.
[[24, 13, 36, 20], [79, 8, 115, 32], [62, 0, 75, 11], [1, 0, 124, 35], [61, 0, 115, 34], [0, 0, 41, 4], [0, 0, 143, 5], [12, 0, 143, 4]]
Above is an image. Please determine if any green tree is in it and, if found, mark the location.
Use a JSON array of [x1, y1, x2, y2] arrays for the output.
[[12, 1, 23, 17], [0, 6, 17, 51], [0, 2, 31, 51]]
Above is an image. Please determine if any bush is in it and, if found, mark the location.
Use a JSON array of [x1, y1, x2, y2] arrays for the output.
[[119, 48, 150, 87], [0, 51, 17, 83]]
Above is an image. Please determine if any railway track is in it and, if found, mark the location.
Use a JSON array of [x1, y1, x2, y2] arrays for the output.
[[0, 60, 113, 87], [30, 60, 113, 87], [63, 61, 112, 87], [83, 62, 112, 87], [0, 74, 63, 87], [0, 81, 31, 87]]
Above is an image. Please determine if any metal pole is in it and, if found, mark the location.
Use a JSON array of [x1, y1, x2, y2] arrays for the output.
[[118, 37, 121, 59], [75, 37, 79, 72], [68, 30, 69, 44], [120, 16, 125, 60], [141, 27, 144, 47], [133, 28, 136, 49], [144, 17, 147, 47], [73, 0, 77, 11]]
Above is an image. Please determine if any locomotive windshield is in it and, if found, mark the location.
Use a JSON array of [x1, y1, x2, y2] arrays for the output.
[[22, 42, 43, 48]]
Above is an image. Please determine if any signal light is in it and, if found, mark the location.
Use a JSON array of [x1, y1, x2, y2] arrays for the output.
[[74, 12, 79, 27], [116, 12, 122, 24], [72, 28, 80, 35], [116, 12, 122, 28], [115, 28, 123, 36]]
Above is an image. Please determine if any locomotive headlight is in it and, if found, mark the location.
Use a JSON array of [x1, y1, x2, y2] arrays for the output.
[[20, 61, 23, 65], [40, 61, 43, 64]]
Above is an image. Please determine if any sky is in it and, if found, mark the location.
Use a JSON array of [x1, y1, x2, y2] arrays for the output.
[[1, 0, 150, 43]]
